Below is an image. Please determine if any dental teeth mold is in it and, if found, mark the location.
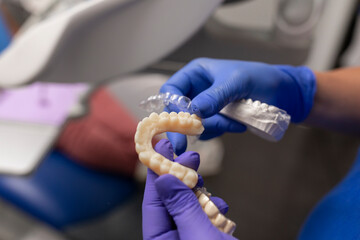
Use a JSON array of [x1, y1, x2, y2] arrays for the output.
[[140, 93, 291, 142], [220, 99, 290, 142], [134, 112, 236, 235], [135, 112, 203, 188]]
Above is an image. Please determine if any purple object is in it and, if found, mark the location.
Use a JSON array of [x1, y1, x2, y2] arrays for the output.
[[142, 139, 237, 240], [0, 82, 88, 126]]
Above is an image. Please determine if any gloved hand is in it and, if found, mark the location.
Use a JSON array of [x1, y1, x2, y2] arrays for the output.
[[143, 139, 237, 240], [161, 58, 316, 155]]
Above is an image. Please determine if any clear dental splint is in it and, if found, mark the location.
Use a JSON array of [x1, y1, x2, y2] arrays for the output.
[[140, 93, 291, 141]]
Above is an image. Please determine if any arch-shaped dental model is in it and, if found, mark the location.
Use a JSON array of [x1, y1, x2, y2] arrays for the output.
[[134, 111, 236, 234]]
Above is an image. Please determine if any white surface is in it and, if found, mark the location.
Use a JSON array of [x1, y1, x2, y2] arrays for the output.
[[20, 0, 57, 14], [214, 0, 279, 31], [305, 0, 358, 70], [213, 0, 357, 71], [0, 120, 59, 175], [0, 0, 221, 87]]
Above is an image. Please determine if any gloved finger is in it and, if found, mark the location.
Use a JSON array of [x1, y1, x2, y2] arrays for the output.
[[199, 132, 225, 141], [155, 174, 230, 239], [146, 138, 175, 184], [196, 175, 204, 188], [154, 139, 174, 161], [202, 114, 246, 133], [160, 61, 213, 99], [166, 132, 187, 156], [173, 148, 204, 188], [174, 151, 200, 171], [142, 139, 176, 238], [199, 114, 246, 140], [153, 230, 180, 240], [191, 77, 245, 118], [210, 196, 229, 215], [145, 139, 174, 184]]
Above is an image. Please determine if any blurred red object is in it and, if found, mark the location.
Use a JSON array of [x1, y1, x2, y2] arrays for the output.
[[56, 87, 139, 176]]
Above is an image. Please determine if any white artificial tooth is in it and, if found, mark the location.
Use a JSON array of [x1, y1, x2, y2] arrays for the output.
[[198, 193, 210, 207], [136, 122, 142, 131], [179, 119, 187, 126], [212, 214, 227, 228], [178, 112, 186, 117], [183, 170, 198, 188], [190, 114, 200, 120], [159, 112, 169, 118], [135, 143, 145, 153], [149, 154, 162, 170], [184, 112, 191, 118], [192, 119, 202, 129], [223, 220, 236, 234], [139, 151, 151, 164], [169, 162, 186, 179], [246, 99, 253, 104], [268, 106, 279, 113], [169, 112, 177, 117], [186, 117, 193, 124], [253, 100, 261, 107], [260, 103, 268, 110], [204, 201, 220, 218], [134, 131, 147, 144], [149, 112, 159, 121], [160, 160, 172, 174]]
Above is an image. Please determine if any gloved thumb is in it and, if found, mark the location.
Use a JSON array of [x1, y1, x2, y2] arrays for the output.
[[155, 174, 228, 239], [191, 81, 242, 119]]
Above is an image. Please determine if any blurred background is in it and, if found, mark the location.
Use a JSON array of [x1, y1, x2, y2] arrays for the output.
[[0, 0, 360, 239]]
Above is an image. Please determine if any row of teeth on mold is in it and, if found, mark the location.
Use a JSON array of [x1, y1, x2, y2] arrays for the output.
[[135, 112, 204, 188], [240, 99, 281, 113], [134, 112, 236, 235], [195, 188, 236, 235]]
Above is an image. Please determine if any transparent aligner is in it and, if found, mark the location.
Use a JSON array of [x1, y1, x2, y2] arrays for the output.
[[139, 93, 167, 112], [139, 92, 192, 113]]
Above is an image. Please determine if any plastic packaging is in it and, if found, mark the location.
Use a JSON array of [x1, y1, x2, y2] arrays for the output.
[[139, 93, 291, 141]]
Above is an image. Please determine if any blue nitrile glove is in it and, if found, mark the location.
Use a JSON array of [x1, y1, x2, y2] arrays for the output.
[[142, 139, 237, 240], [299, 148, 360, 239], [161, 58, 316, 155]]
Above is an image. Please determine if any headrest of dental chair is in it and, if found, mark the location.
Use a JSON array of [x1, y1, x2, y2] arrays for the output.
[[0, 0, 222, 88]]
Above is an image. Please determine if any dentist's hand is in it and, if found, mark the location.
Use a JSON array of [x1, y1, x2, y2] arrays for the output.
[[161, 58, 316, 155], [142, 139, 237, 240]]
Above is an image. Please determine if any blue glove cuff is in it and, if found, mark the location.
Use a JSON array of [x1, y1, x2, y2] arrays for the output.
[[276, 65, 317, 123]]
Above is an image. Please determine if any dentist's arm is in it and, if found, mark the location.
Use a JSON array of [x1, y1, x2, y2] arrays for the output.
[[306, 67, 360, 135]]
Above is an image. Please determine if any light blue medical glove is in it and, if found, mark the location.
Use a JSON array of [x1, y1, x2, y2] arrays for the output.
[[143, 139, 236, 240], [161, 58, 316, 155]]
